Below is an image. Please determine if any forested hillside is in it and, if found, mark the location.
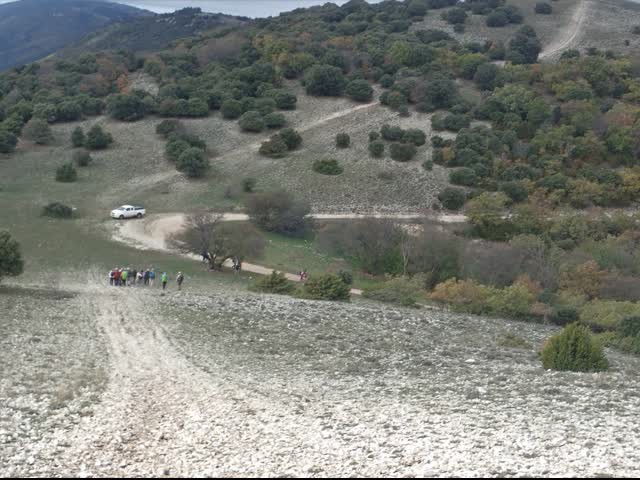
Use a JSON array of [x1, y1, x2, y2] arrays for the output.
[[0, 0, 152, 71]]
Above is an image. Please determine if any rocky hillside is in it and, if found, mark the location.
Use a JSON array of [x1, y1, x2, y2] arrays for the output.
[[0, 0, 152, 71]]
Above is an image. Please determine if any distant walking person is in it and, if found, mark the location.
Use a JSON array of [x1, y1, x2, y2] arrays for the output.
[[114, 268, 122, 286], [161, 272, 168, 291], [176, 272, 184, 291], [149, 269, 156, 288], [201, 251, 209, 264], [121, 269, 128, 287], [131, 269, 137, 286], [144, 269, 150, 286], [109, 268, 115, 286], [137, 269, 144, 285]]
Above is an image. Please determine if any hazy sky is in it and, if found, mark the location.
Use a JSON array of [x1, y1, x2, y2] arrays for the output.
[[0, 0, 384, 18]]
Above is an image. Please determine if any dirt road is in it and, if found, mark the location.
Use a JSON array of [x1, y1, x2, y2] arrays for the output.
[[539, 1, 589, 60], [111, 211, 466, 294]]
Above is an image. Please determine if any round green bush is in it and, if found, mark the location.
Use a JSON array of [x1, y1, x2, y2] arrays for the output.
[[369, 130, 380, 141], [369, 140, 385, 157], [499, 181, 528, 203], [85, 125, 113, 150], [71, 127, 85, 147], [390, 142, 417, 162], [273, 91, 297, 110], [345, 79, 374, 102], [437, 187, 466, 210], [379, 74, 394, 88], [264, 112, 286, 129], [176, 148, 209, 178], [278, 128, 302, 150], [402, 128, 426, 146], [301, 274, 350, 301], [336, 133, 350, 148], [255, 97, 277, 116], [259, 136, 289, 158], [55, 163, 78, 182], [165, 138, 191, 162], [541, 323, 609, 372], [220, 99, 243, 119], [422, 160, 434, 171], [242, 177, 257, 193], [251, 271, 295, 295], [42, 202, 73, 218], [72, 150, 92, 167], [239, 111, 265, 132], [313, 158, 343, 175], [23, 118, 53, 145]]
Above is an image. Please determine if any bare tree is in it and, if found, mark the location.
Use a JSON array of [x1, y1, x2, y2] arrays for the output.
[[171, 213, 265, 270]]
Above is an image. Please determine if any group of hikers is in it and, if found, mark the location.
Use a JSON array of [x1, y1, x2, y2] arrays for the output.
[[108, 267, 184, 291]]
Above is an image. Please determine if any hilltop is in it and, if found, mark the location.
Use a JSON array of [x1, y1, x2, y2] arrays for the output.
[[0, 0, 152, 71]]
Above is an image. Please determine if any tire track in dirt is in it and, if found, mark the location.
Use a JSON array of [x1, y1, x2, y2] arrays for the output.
[[539, 0, 589, 60], [49, 281, 273, 477]]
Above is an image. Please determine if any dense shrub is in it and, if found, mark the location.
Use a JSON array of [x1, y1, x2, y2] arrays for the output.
[[85, 125, 113, 150], [534, 2, 552, 14], [619, 316, 640, 338], [508, 25, 542, 64], [438, 187, 466, 210], [304, 64, 347, 96], [345, 79, 374, 102], [313, 158, 343, 175], [402, 129, 426, 146], [369, 140, 385, 157], [264, 112, 286, 129], [23, 118, 52, 145], [72, 150, 92, 167], [443, 7, 467, 24], [301, 274, 350, 301], [259, 136, 289, 158], [0, 129, 18, 154], [390, 142, 417, 162], [0, 231, 24, 282], [246, 190, 311, 237], [363, 277, 423, 307], [106, 94, 146, 121], [541, 323, 608, 372], [251, 271, 295, 295], [272, 91, 297, 110], [176, 148, 209, 178], [381, 124, 404, 141], [42, 202, 73, 218], [336, 133, 350, 148], [499, 181, 528, 203], [71, 127, 85, 147], [369, 131, 380, 141], [165, 137, 191, 162], [474, 63, 501, 91], [486, 10, 509, 27], [254, 98, 277, 116], [278, 128, 302, 150], [221, 99, 243, 119], [239, 111, 265, 132], [156, 119, 185, 138], [579, 300, 640, 332], [432, 113, 470, 132], [449, 167, 477, 186], [55, 163, 78, 182]]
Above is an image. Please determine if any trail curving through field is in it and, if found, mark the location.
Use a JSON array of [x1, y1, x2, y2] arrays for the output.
[[539, 0, 589, 61]]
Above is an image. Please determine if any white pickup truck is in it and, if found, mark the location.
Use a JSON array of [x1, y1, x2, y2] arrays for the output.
[[111, 205, 146, 219]]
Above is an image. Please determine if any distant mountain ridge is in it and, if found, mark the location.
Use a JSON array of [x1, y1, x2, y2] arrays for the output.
[[0, 0, 152, 71], [59, 7, 248, 58]]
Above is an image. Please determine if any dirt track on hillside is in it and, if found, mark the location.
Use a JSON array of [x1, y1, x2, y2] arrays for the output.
[[539, 0, 589, 60]]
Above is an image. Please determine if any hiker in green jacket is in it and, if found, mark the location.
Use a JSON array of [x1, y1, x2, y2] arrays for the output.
[[161, 272, 168, 291], [121, 269, 128, 287]]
